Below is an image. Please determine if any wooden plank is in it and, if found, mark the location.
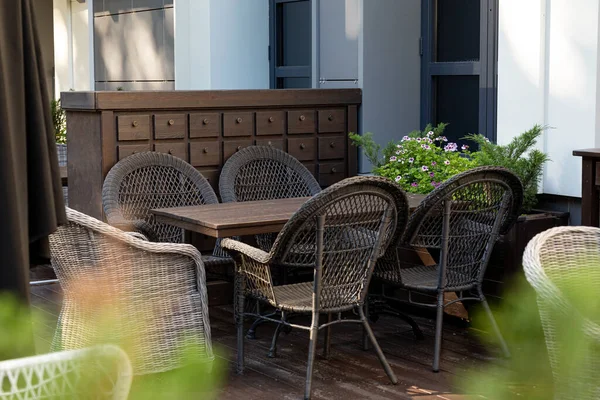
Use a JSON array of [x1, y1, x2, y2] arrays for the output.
[[347, 105, 359, 177], [60, 89, 363, 111], [581, 158, 599, 226]]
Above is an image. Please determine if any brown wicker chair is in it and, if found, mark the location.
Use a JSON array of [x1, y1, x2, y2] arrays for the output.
[[102, 151, 230, 274], [222, 176, 410, 400], [49, 207, 214, 375], [372, 167, 524, 372]]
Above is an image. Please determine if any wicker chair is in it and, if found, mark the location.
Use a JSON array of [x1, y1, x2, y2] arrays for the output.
[[49, 207, 214, 375], [219, 145, 321, 252], [222, 176, 410, 400], [102, 151, 230, 274], [373, 167, 523, 372], [523, 226, 600, 399], [0, 345, 132, 399]]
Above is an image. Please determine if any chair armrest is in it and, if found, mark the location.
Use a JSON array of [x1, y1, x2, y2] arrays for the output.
[[221, 238, 271, 264], [109, 217, 159, 241], [126, 231, 149, 241]]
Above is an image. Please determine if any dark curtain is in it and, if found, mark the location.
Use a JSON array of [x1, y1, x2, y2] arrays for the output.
[[0, 0, 67, 303]]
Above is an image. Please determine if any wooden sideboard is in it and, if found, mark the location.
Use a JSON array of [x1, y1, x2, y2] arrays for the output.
[[573, 148, 600, 226], [61, 89, 361, 219]]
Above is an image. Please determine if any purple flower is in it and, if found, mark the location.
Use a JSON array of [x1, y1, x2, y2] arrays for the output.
[[444, 160, 450, 165], [444, 143, 458, 152], [421, 144, 431, 150], [431, 181, 441, 188], [461, 145, 469, 151], [389, 156, 397, 162], [431, 161, 437, 166], [442, 136, 448, 142], [429, 172, 435, 178], [395, 150, 400, 155], [416, 138, 422, 142], [408, 157, 414, 163], [402, 136, 410, 141], [411, 182, 418, 187], [427, 131, 435, 137], [421, 166, 429, 172], [395, 175, 402, 182]]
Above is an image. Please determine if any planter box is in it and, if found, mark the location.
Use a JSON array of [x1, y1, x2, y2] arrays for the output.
[[482, 209, 570, 303]]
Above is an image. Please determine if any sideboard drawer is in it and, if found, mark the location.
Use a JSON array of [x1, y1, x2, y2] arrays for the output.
[[255, 138, 285, 151], [190, 113, 221, 138], [223, 112, 253, 137], [117, 115, 150, 141], [318, 162, 346, 186], [117, 144, 151, 160], [190, 142, 220, 167], [302, 162, 316, 177], [223, 139, 253, 161], [288, 137, 316, 161], [288, 110, 316, 134], [197, 168, 220, 190], [154, 143, 187, 161], [318, 109, 346, 133], [318, 136, 345, 160], [154, 114, 186, 139], [256, 111, 285, 136]]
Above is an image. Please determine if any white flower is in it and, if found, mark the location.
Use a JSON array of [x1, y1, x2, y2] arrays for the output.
[[427, 131, 434, 137], [395, 176, 402, 182], [389, 156, 397, 162]]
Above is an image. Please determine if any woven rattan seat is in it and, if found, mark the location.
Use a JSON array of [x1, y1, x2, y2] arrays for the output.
[[222, 176, 410, 399], [49, 207, 214, 375], [372, 167, 524, 372], [523, 226, 600, 399], [0, 345, 132, 399], [102, 151, 230, 273]]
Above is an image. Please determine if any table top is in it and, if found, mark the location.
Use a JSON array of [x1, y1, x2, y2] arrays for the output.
[[151, 193, 425, 238]]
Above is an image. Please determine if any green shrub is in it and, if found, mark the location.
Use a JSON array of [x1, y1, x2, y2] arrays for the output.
[[350, 123, 476, 194], [464, 125, 549, 212], [51, 99, 67, 144]]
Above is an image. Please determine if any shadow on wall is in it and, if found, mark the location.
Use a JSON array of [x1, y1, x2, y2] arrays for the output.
[[93, 3, 175, 90]]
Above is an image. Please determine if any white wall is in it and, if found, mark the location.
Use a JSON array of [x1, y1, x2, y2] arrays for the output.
[[175, 0, 269, 90], [359, 0, 421, 173], [53, 0, 92, 98], [498, 0, 600, 197]]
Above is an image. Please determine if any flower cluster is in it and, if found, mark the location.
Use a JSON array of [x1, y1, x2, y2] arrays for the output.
[[374, 124, 477, 194]]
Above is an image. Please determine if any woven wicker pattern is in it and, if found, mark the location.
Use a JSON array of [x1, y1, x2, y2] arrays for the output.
[[0, 345, 132, 399], [102, 151, 229, 262], [49, 207, 214, 375], [220, 145, 321, 252], [523, 226, 600, 399], [375, 166, 523, 291]]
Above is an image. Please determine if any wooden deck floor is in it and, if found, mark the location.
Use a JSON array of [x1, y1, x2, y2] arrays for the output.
[[30, 283, 504, 399]]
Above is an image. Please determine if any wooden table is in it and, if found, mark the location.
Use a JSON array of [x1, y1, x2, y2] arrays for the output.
[[152, 194, 426, 239]]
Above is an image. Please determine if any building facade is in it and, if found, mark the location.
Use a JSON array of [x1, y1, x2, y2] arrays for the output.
[[49, 0, 600, 222]]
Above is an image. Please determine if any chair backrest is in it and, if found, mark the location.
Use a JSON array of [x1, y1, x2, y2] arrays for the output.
[[102, 152, 218, 243], [49, 207, 213, 375], [269, 176, 409, 312], [381, 167, 523, 291], [0, 345, 132, 399], [523, 226, 600, 400], [219, 145, 321, 203]]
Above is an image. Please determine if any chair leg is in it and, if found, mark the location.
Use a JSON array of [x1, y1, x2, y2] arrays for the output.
[[479, 291, 510, 358], [358, 307, 398, 385], [433, 291, 445, 373], [235, 274, 245, 375], [362, 301, 371, 351], [304, 313, 320, 400], [247, 311, 280, 339], [268, 311, 287, 358], [322, 313, 332, 359]]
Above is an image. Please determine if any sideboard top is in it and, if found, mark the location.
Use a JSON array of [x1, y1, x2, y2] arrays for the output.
[[60, 89, 362, 111]]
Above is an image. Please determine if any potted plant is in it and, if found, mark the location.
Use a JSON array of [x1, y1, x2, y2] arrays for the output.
[[51, 98, 67, 166]]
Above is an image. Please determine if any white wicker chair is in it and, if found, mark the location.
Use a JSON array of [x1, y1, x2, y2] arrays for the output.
[[523, 226, 600, 399], [0, 345, 132, 399], [49, 207, 214, 375]]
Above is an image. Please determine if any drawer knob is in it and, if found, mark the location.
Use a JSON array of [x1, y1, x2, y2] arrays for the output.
[[203, 147, 208, 153], [267, 141, 272, 146], [168, 149, 174, 155], [300, 143, 306, 150], [329, 142, 335, 148], [132, 120, 139, 127], [168, 119, 175, 126], [299, 115, 306, 121], [331, 167, 337, 174], [237, 145, 242, 151], [132, 151, 137, 155], [203, 118, 210, 125], [236, 117, 243, 124], [328, 115, 334, 121], [268, 116, 275, 123]]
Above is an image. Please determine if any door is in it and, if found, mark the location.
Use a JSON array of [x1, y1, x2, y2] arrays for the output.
[[420, 0, 498, 144], [269, 0, 312, 89]]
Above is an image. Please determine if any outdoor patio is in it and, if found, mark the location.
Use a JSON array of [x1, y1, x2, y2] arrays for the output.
[[31, 282, 509, 400]]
